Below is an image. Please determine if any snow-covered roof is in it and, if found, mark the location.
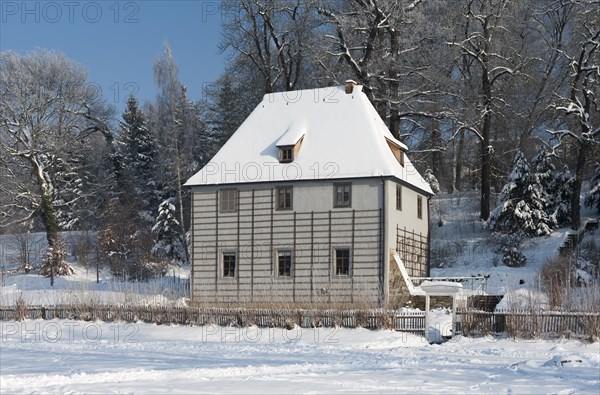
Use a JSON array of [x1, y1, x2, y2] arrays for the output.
[[185, 85, 433, 195], [276, 120, 306, 146]]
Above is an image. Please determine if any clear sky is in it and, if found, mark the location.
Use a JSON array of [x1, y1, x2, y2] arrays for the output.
[[0, 0, 227, 112]]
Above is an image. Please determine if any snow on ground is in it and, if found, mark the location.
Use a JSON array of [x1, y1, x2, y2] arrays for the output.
[[1, 320, 598, 394], [1, 194, 598, 393], [0, 232, 190, 307], [430, 191, 599, 296], [0, 272, 189, 308]]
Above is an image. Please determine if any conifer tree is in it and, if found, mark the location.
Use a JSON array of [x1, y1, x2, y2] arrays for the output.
[[585, 165, 600, 215], [549, 166, 575, 227], [423, 169, 441, 194], [529, 148, 557, 229], [119, 96, 159, 223], [151, 199, 187, 265], [489, 151, 554, 236], [40, 237, 74, 283]]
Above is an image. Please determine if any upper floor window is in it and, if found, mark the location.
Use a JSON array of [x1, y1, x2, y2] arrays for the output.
[[276, 186, 293, 210], [396, 185, 402, 211], [278, 146, 294, 163], [220, 189, 237, 213], [334, 183, 352, 208], [417, 195, 423, 219]]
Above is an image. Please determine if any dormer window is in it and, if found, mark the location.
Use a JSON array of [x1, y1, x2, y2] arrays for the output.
[[386, 138, 405, 167], [278, 146, 294, 163]]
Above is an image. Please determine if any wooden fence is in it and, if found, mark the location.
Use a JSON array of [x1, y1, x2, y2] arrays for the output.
[[394, 311, 426, 333], [3, 306, 597, 338], [456, 309, 600, 338], [0, 305, 426, 332]]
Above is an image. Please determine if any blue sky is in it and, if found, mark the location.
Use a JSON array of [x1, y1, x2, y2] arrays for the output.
[[1, 0, 227, 112]]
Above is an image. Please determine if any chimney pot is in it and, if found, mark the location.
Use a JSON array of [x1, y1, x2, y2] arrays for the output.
[[345, 79, 357, 94]]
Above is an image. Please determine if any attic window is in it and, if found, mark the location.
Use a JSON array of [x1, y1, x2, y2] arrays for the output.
[[386, 139, 405, 167], [278, 146, 294, 163], [276, 130, 304, 163]]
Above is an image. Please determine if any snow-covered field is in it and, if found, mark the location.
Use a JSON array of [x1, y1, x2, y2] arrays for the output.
[[1, 192, 598, 394], [1, 320, 599, 394]]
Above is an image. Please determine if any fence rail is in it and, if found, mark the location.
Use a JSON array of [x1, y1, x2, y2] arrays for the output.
[[456, 309, 600, 338], [394, 312, 426, 333], [4, 306, 596, 338], [0, 305, 426, 332]]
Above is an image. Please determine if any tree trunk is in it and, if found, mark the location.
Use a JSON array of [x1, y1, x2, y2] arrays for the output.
[[39, 192, 59, 247], [480, 70, 493, 221], [431, 118, 444, 184], [174, 132, 191, 265], [388, 29, 401, 139], [570, 142, 587, 230], [453, 129, 465, 193], [31, 156, 58, 247]]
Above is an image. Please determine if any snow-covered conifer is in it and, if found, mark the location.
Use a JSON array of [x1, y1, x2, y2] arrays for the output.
[[151, 199, 187, 265], [549, 166, 575, 226], [585, 165, 600, 215], [119, 96, 159, 223], [423, 169, 441, 194], [40, 237, 74, 278], [488, 150, 554, 236]]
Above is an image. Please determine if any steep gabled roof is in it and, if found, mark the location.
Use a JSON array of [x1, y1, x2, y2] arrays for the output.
[[185, 85, 433, 196]]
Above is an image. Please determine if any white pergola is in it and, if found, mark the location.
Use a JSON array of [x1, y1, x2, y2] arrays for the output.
[[419, 281, 463, 341]]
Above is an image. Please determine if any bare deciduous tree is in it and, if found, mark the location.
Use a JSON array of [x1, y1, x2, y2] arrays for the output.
[[221, 0, 321, 93], [449, 0, 527, 220], [0, 50, 114, 248], [550, 1, 599, 229]]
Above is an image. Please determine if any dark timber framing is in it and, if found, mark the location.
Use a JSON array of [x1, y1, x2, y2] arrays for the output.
[[191, 187, 384, 307], [397, 226, 428, 279], [189, 177, 430, 308]]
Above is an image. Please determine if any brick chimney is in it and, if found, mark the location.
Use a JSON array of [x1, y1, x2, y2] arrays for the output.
[[345, 79, 357, 94]]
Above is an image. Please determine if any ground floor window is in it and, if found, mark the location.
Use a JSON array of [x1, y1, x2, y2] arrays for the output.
[[222, 252, 236, 277], [334, 248, 351, 276], [277, 250, 292, 277]]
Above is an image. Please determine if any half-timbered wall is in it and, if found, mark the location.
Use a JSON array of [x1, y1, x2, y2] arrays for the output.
[[190, 180, 385, 307]]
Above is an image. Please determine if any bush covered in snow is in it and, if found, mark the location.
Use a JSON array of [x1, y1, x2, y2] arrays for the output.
[[541, 235, 600, 310], [40, 237, 74, 278], [493, 232, 527, 268], [98, 201, 161, 280]]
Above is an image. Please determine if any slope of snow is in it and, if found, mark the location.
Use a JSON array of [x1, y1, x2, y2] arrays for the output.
[[429, 191, 598, 296], [1, 320, 598, 394]]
